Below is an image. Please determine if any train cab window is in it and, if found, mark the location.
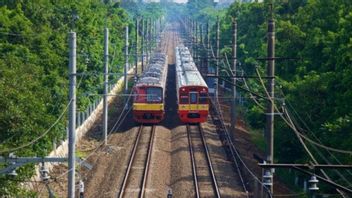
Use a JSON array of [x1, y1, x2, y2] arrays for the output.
[[180, 94, 188, 104], [146, 87, 162, 103], [134, 88, 146, 103], [199, 93, 208, 104], [190, 92, 198, 104]]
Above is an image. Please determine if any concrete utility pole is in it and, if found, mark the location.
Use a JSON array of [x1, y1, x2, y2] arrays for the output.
[[199, 23, 203, 70], [216, 17, 220, 99], [68, 31, 76, 198], [135, 18, 139, 80], [141, 18, 145, 72], [153, 20, 157, 46], [103, 28, 109, 146], [148, 18, 152, 61], [231, 18, 237, 136], [206, 20, 210, 74], [265, 3, 275, 196], [146, 18, 150, 65], [125, 26, 129, 94], [190, 19, 193, 54], [195, 21, 198, 66]]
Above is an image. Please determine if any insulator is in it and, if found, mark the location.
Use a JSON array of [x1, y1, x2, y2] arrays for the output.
[[263, 170, 273, 186], [8, 169, 18, 177], [309, 175, 319, 191], [40, 164, 50, 181], [167, 189, 173, 198]]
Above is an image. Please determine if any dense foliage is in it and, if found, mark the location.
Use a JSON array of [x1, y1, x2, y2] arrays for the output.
[[220, 0, 352, 193], [0, 0, 129, 196]]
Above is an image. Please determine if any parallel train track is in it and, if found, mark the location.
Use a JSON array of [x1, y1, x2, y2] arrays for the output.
[[187, 124, 221, 198], [118, 125, 156, 198]]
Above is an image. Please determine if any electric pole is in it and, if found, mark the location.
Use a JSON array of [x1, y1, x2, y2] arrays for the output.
[[125, 25, 129, 95], [265, 3, 275, 196], [216, 17, 220, 99], [68, 31, 76, 198], [141, 18, 145, 72], [231, 18, 237, 136], [145, 19, 149, 66], [195, 21, 198, 67], [103, 28, 109, 146], [206, 20, 210, 76], [135, 18, 139, 81]]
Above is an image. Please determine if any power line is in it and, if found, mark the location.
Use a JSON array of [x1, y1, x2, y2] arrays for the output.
[[0, 73, 87, 152], [255, 67, 350, 197]]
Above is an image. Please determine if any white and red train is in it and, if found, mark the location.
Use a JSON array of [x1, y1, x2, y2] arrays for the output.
[[132, 45, 209, 124], [175, 45, 209, 123]]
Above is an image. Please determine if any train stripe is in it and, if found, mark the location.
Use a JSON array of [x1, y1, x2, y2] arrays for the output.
[[178, 104, 209, 111], [133, 103, 164, 111]]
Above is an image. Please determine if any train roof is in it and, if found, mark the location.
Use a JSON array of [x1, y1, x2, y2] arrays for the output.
[[135, 53, 168, 87], [175, 45, 208, 88]]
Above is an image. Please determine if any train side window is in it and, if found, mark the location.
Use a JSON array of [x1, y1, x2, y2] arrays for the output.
[[190, 92, 198, 104], [199, 93, 208, 104]]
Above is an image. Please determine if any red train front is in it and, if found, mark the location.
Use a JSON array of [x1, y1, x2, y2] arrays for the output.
[[132, 53, 168, 123], [178, 86, 209, 123], [133, 85, 165, 123], [175, 45, 209, 123]]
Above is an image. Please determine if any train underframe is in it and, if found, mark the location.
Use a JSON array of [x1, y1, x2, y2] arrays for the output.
[[178, 109, 208, 123], [133, 110, 165, 124]]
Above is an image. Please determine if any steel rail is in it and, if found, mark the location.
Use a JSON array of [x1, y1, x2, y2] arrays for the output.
[[187, 124, 200, 198], [210, 99, 250, 197], [140, 125, 156, 198], [198, 124, 221, 198], [118, 125, 144, 198]]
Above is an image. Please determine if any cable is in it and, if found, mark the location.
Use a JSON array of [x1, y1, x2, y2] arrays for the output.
[[254, 67, 350, 197], [209, 97, 272, 198], [49, 88, 134, 182], [0, 73, 87, 152], [0, 99, 72, 155]]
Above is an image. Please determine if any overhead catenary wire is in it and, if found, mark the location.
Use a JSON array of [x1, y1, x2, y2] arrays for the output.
[[0, 72, 88, 154], [256, 68, 352, 155], [279, 88, 352, 179], [49, 88, 134, 183], [254, 67, 351, 196], [210, 97, 272, 198]]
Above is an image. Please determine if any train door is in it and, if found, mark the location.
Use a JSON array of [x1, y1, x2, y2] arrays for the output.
[[189, 92, 198, 110]]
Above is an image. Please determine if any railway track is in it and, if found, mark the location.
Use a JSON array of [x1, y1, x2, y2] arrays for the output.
[[187, 124, 221, 198], [118, 125, 156, 198]]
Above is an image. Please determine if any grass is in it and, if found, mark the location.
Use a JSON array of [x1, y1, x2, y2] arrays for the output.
[[249, 129, 266, 152]]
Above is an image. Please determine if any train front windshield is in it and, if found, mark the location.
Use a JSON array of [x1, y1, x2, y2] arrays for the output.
[[146, 87, 162, 103]]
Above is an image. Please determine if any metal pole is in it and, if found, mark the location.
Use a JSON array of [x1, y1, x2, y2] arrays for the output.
[[195, 21, 198, 66], [207, 20, 210, 74], [135, 18, 139, 80], [149, 18, 152, 58], [103, 28, 109, 146], [231, 18, 237, 136], [190, 19, 193, 54], [68, 31, 76, 198], [199, 23, 203, 72], [266, 4, 275, 195], [125, 26, 129, 94], [141, 18, 144, 72], [153, 19, 156, 48], [216, 17, 220, 99], [146, 19, 149, 65]]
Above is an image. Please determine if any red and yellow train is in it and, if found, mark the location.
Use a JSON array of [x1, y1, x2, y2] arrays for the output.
[[132, 53, 168, 123], [175, 45, 209, 123]]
